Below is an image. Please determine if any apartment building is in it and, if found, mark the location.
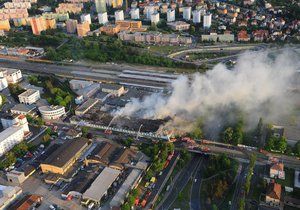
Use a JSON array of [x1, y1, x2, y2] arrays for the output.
[[77, 21, 90, 37], [18, 89, 40, 105], [167, 21, 190, 31], [66, 19, 78, 33], [55, 3, 83, 14], [0, 68, 22, 84]]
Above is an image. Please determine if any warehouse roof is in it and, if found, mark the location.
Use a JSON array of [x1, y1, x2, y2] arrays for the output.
[[83, 167, 120, 202], [43, 138, 89, 168]]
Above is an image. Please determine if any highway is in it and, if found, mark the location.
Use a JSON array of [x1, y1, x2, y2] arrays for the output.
[[190, 157, 204, 210], [156, 155, 203, 210]]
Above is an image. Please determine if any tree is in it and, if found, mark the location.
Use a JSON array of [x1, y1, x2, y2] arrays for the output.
[[223, 127, 234, 144], [81, 127, 89, 137], [121, 203, 130, 210], [12, 142, 29, 157], [123, 137, 133, 147], [294, 141, 300, 157], [212, 204, 218, 210], [5, 152, 16, 166]]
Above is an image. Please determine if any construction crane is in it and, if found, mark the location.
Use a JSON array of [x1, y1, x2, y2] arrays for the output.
[[104, 115, 118, 135], [136, 124, 143, 140]]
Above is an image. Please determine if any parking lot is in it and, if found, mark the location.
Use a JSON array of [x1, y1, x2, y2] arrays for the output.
[[21, 173, 84, 210]]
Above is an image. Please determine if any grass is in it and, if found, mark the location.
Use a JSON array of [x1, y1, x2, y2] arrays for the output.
[[147, 45, 187, 55], [170, 179, 192, 210], [187, 52, 231, 61], [276, 167, 295, 188]]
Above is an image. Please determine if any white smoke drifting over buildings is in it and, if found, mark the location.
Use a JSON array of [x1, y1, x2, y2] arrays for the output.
[[116, 49, 300, 135]]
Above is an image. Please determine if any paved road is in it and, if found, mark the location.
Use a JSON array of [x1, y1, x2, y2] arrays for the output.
[[230, 163, 248, 210], [190, 157, 204, 210], [156, 155, 202, 210]]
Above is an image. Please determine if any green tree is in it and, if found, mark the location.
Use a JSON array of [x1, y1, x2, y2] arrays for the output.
[[294, 141, 300, 157], [5, 152, 16, 166], [223, 127, 234, 144]]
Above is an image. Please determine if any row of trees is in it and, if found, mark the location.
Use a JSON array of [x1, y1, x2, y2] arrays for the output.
[[239, 154, 257, 210], [265, 136, 287, 153]]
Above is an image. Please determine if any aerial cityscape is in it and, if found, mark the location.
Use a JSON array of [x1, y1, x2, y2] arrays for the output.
[[0, 0, 299, 209]]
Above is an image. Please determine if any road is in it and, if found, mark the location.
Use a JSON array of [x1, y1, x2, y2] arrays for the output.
[[230, 163, 248, 210], [190, 157, 204, 210], [156, 155, 202, 210]]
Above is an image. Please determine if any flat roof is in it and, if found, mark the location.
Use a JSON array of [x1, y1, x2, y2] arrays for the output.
[[110, 168, 142, 207], [42, 138, 89, 168], [38, 105, 64, 112], [83, 167, 120, 202], [101, 83, 123, 91], [18, 89, 39, 97], [76, 98, 99, 113], [0, 126, 23, 144], [11, 104, 36, 112]]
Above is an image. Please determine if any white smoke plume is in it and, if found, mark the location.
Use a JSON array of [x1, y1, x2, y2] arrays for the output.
[[116, 49, 300, 136]]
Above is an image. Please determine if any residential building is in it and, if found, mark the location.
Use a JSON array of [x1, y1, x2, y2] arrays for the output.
[[192, 10, 201, 23], [95, 0, 106, 13], [144, 5, 155, 19], [167, 21, 190, 31], [0, 185, 22, 210], [115, 10, 124, 21], [237, 30, 250, 41], [270, 163, 285, 179], [130, 8, 139, 20], [183, 7, 191, 21], [80, 13, 91, 25], [150, 12, 160, 25], [6, 165, 35, 184], [253, 29, 269, 41], [167, 9, 175, 22], [10, 104, 36, 116], [38, 105, 66, 120], [118, 31, 192, 45], [42, 12, 69, 21], [4, 2, 31, 8], [18, 89, 40, 105], [66, 19, 78, 33], [55, 3, 83, 14], [201, 33, 234, 42], [98, 12, 108, 24], [40, 138, 90, 175], [0, 8, 29, 20], [77, 21, 90, 37], [1, 114, 29, 133], [266, 181, 282, 207], [0, 19, 10, 31], [203, 13, 212, 29], [100, 24, 120, 35], [0, 126, 25, 156], [30, 16, 45, 35], [115, 20, 146, 32], [0, 68, 22, 84], [0, 77, 8, 91]]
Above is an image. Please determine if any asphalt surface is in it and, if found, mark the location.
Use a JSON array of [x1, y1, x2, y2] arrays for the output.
[[156, 154, 203, 210], [190, 157, 204, 210], [230, 163, 248, 210]]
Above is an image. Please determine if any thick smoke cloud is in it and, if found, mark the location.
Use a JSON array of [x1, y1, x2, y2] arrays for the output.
[[116, 49, 300, 136]]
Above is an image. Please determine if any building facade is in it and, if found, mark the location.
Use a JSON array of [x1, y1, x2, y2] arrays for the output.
[[38, 105, 66, 120], [18, 89, 40, 105]]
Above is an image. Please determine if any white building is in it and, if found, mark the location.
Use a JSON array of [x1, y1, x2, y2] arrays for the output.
[[115, 10, 124, 21], [167, 9, 175, 22], [0, 77, 8, 91], [192, 10, 201, 23], [0, 126, 25, 156], [1, 114, 29, 132], [151, 12, 160, 25], [0, 68, 22, 84], [130, 8, 139, 20], [183, 7, 191, 21], [69, 79, 93, 90], [98, 12, 108, 24], [144, 5, 155, 19], [38, 105, 66, 120], [0, 185, 22, 209], [18, 89, 40, 105], [203, 13, 212, 28], [80, 13, 91, 24]]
